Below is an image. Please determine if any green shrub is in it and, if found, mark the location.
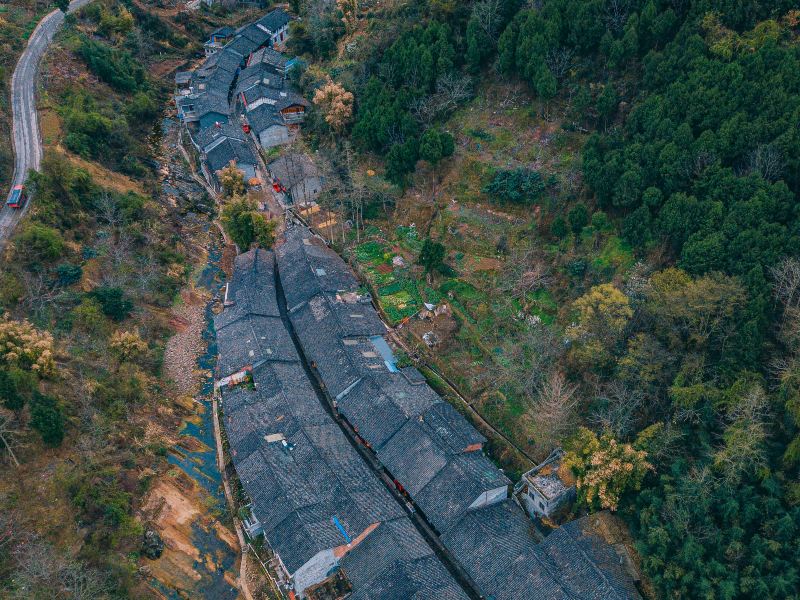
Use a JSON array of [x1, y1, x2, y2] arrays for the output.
[[89, 287, 133, 321], [16, 223, 65, 263], [30, 392, 64, 447], [482, 168, 546, 205]]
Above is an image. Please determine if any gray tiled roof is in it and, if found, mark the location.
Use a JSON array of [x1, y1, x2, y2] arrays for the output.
[[249, 46, 289, 71], [414, 452, 509, 534], [215, 314, 297, 377], [242, 84, 308, 111], [276, 227, 358, 310], [336, 378, 408, 449], [238, 22, 271, 47], [538, 517, 642, 599], [244, 103, 283, 135], [215, 249, 281, 330], [379, 419, 448, 496], [190, 122, 246, 153], [236, 64, 285, 98], [257, 8, 291, 33], [420, 401, 486, 453], [343, 518, 469, 600], [225, 35, 260, 59], [291, 301, 362, 398], [442, 499, 552, 600], [212, 25, 235, 38], [205, 138, 257, 173], [192, 92, 230, 120], [442, 500, 642, 600], [216, 47, 245, 72], [226, 365, 404, 575], [276, 225, 640, 599], [216, 248, 465, 596]]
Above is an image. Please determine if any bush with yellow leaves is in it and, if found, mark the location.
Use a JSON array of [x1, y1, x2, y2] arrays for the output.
[[0, 315, 55, 375], [564, 427, 652, 511], [109, 329, 148, 362]]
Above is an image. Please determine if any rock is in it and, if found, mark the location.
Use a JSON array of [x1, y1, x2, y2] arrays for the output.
[[142, 529, 165, 560]]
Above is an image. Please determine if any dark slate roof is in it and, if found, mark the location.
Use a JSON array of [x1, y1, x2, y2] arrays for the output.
[[337, 378, 408, 449], [442, 499, 551, 600], [414, 451, 510, 533], [225, 35, 260, 59], [212, 25, 235, 38], [291, 300, 362, 398], [228, 364, 405, 575], [236, 64, 285, 98], [215, 314, 297, 377], [276, 226, 357, 310], [257, 8, 291, 33], [442, 501, 641, 600], [223, 363, 329, 462], [274, 223, 642, 600], [206, 138, 257, 173], [245, 103, 284, 135], [420, 402, 486, 453], [342, 518, 469, 600], [214, 249, 281, 330], [216, 47, 245, 72], [324, 293, 385, 337], [249, 46, 289, 70], [537, 517, 642, 600], [238, 22, 271, 47], [190, 122, 246, 152], [379, 419, 448, 496], [242, 84, 308, 111], [175, 71, 192, 85]]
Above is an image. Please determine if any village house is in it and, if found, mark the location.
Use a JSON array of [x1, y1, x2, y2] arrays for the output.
[[255, 8, 291, 49], [203, 25, 235, 55], [268, 154, 323, 205], [174, 71, 192, 92], [240, 84, 309, 124], [518, 448, 577, 519], [188, 123, 258, 193], [245, 103, 292, 148]]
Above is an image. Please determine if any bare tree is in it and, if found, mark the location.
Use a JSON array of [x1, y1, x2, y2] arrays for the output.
[[714, 385, 771, 485], [604, 0, 630, 32], [771, 257, 800, 311], [545, 47, 574, 81], [472, 0, 503, 39], [749, 144, 784, 183], [0, 412, 22, 467], [94, 192, 124, 229], [588, 381, 643, 438], [410, 73, 473, 125], [525, 371, 579, 456], [60, 564, 113, 600], [500, 248, 553, 300], [19, 270, 63, 318]]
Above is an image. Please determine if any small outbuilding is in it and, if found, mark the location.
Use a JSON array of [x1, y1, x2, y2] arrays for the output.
[[518, 448, 576, 519]]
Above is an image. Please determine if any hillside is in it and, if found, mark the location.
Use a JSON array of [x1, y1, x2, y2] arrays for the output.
[[0, 1, 256, 597], [287, 0, 800, 597]]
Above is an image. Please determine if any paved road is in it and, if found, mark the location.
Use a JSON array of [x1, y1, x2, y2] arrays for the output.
[[0, 0, 93, 242]]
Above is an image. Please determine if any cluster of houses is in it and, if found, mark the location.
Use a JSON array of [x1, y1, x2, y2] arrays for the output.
[[175, 9, 313, 193], [214, 224, 644, 599], [214, 249, 469, 599]]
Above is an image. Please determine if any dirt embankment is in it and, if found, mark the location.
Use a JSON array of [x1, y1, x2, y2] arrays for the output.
[[163, 286, 211, 399]]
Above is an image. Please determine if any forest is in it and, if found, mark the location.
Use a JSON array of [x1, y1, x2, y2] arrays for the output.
[[288, 0, 800, 597]]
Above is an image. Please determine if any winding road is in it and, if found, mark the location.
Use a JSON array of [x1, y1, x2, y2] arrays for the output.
[[0, 0, 93, 242]]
